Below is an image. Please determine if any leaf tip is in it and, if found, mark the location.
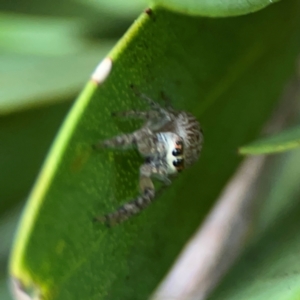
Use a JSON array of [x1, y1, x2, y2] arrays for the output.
[[237, 147, 245, 155]]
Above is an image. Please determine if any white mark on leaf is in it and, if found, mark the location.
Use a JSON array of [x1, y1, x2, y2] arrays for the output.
[[91, 57, 112, 85]]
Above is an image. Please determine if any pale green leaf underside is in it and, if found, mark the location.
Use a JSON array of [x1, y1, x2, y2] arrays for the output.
[[0, 13, 114, 114], [10, 1, 300, 299], [0, 45, 113, 115], [0, 13, 83, 56], [151, 0, 280, 16], [239, 126, 300, 155]]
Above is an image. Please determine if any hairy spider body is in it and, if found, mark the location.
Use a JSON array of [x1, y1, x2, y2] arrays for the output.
[[94, 94, 203, 226]]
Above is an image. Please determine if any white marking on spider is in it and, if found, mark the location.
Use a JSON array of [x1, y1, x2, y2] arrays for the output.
[[91, 57, 112, 85], [157, 132, 183, 174]]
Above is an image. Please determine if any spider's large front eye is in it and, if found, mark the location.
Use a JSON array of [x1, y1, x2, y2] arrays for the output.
[[173, 139, 184, 157], [172, 149, 182, 156], [173, 158, 184, 172]]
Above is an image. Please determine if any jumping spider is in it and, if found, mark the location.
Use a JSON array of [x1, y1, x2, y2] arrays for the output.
[[94, 92, 203, 226]]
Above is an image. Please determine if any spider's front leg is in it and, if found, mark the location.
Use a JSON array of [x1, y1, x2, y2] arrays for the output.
[[130, 85, 174, 121], [111, 110, 160, 120], [93, 127, 153, 150], [95, 164, 169, 226], [137, 93, 174, 123], [112, 107, 173, 132], [95, 165, 155, 226]]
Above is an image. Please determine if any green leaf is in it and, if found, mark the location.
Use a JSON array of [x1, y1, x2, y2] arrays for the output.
[[0, 13, 85, 56], [150, 0, 279, 16], [10, 1, 300, 299], [0, 45, 113, 114], [0, 102, 72, 215], [209, 147, 300, 300], [0, 13, 114, 114], [239, 125, 300, 155]]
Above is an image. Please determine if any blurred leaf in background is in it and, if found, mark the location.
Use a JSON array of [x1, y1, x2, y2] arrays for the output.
[[0, 0, 145, 299], [210, 135, 300, 300], [239, 125, 300, 155]]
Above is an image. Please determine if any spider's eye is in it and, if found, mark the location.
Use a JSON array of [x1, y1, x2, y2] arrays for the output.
[[172, 149, 182, 156], [173, 158, 184, 172], [173, 158, 183, 167], [173, 139, 184, 157]]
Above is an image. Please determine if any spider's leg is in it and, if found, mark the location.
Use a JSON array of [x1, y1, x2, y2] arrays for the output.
[[136, 93, 176, 131], [93, 127, 153, 150], [138, 93, 172, 118], [138, 93, 161, 110], [95, 164, 158, 226], [111, 107, 172, 133], [130, 85, 158, 109], [131, 85, 170, 114], [112, 110, 161, 120], [160, 91, 176, 112]]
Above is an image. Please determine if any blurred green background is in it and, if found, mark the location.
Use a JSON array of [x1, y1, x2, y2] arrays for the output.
[[1, 1, 300, 299], [0, 0, 146, 298]]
